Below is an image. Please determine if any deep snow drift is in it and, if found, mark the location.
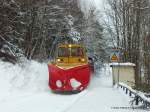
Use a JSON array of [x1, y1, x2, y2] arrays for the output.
[[0, 60, 147, 112]]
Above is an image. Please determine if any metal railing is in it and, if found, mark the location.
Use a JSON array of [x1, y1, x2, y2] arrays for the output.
[[118, 83, 150, 107]]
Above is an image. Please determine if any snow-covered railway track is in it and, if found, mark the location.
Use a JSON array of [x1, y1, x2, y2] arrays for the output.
[[60, 90, 89, 112]]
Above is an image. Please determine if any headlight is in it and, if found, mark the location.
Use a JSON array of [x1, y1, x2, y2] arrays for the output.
[[56, 80, 62, 88], [68, 44, 72, 47], [57, 59, 61, 62], [81, 58, 85, 62], [79, 58, 85, 62], [57, 59, 63, 62]]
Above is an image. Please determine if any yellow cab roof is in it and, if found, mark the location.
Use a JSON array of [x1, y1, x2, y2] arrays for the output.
[[58, 44, 83, 48]]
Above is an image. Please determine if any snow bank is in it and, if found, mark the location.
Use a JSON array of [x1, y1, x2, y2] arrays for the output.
[[0, 60, 89, 112], [0, 60, 49, 93]]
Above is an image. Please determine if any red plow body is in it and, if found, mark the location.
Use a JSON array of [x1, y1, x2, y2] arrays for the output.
[[48, 64, 90, 91]]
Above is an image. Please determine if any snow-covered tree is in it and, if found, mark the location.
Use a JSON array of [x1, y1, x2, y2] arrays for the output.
[[105, 0, 150, 90], [0, 0, 23, 63], [0, 0, 87, 61]]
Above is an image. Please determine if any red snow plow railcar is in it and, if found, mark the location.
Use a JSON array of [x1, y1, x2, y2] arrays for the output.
[[48, 44, 91, 92]]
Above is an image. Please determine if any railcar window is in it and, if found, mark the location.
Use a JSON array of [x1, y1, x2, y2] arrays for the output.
[[58, 47, 69, 57], [71, 47, 83, 57], [58, 47, 84, 57]]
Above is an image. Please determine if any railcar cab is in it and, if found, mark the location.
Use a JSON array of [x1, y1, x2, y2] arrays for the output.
[[48, 43, 90, 92], [55, 44, 88, 67]]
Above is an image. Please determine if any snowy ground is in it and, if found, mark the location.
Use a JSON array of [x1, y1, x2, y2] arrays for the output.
[[0, 60, 148, 112]]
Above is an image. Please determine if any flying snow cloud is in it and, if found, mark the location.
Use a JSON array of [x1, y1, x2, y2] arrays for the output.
[[78, 0, 104, 18], [93, 0, 104, 10]]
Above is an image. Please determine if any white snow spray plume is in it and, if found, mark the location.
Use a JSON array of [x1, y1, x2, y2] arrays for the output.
[[78, 0, 96, 18], [78, 0, 104, 18]]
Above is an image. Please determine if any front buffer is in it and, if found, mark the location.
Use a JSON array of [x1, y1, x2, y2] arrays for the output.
[[48, 64, 91, 92]]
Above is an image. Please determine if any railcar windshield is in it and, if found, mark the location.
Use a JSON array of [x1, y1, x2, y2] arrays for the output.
[[58, 47, 84, 57], [71, 47, 83, 57], [58, 47, 69, 57]]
